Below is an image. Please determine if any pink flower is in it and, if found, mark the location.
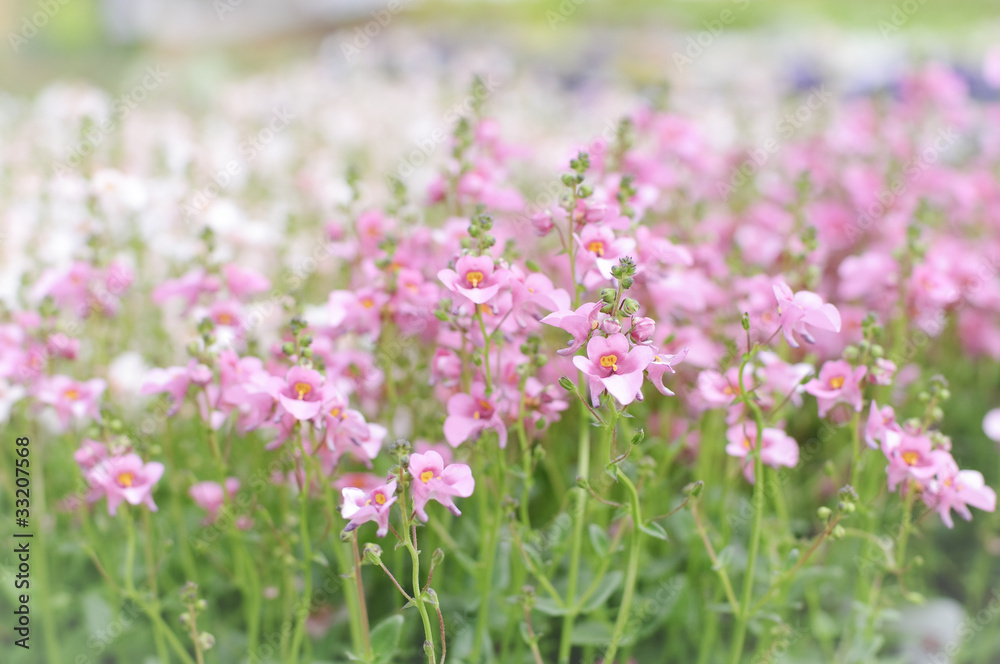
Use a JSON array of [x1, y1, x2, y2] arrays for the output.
[[408, 451, 475, 522], [189, 478, 241, 521], [74, 439, 108, 471], [804, 361, 866, 417], [89, 453, 164, 516], [645, 348, 687, 397], [573, 334, 654, 406], [322, 389, 386, 464], [542, 302, 602, 356], [869, 358, 897, 386], [276, 366, 323, 420], [152, 268, 220, 310], [224, 264, 271, 299], [884, 432, 948, 492], [928, 456, 997, 529], [628, 316, 656, 345], [37, 375, 105, 430], [725, 422, 799, 483], [865, 400, 902, 450], [341, 480, 397, 537], [576, 226, 636, 281], [772, 282, 842, 348], [443, 386, 507, 448], [438, 255, 508, 305]]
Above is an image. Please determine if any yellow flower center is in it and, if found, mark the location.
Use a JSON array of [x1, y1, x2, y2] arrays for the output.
[[118, 472, 135, 487], [466, 271, 484, 288], [742, 437, 751, 450], [361, 298, 375, 309], [420, 470, 435, 483], [217, 313, 233, 325], [293, 382, 312, 400], [587, 240, 605, 257], [374, 492, 387, 505], [829, 376, 845, 389], [65, 388, 80, 401], [902, 451, 919, 466], [600, 354, 618, 372], [329, 407, 342, 419]]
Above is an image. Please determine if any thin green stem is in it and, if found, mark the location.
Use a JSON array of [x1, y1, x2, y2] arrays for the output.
[[729, 356, 768, 664], [603, 469, 643, 664], [558, 390, 593, 664], [143, 509, 171, 664], [399, 475, 438, 664]]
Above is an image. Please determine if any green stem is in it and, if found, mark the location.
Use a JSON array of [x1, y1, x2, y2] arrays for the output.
[[31, 446, 63, 663], [603, 469, 643, 664], [729, 358, 768, 664], [143, 509, 171, 664], [399, 475, 438, 664], [289, 436, 315, 664], [558, 391, 592, 664], [471, 440, 506, 662]]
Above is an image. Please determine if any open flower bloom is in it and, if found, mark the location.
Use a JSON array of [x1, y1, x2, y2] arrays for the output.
[[927, 456, 997, 529], [772, 282, 842, 348], [645, 348, 687, 396], [575, 225, 636, 280], [89, 453, 165, 516], [276, 366, 323, 420], [573, 333, 654, 406], [443, 385, 508, 448], [322, 388, 386, 465], [804, 361, 866, 417], [341, 479, 397, 537], [408, 451, 475, 522], [438, 255, 508, 304], [865, 400, 902, 449], [541, 302, 603, 356], [37, 375, 106, 430], [725, 422, 799, 483], [884, 432, 949, 492]]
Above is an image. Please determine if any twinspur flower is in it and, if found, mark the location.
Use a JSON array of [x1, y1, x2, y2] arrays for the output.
[[408, 451, 475, 522]]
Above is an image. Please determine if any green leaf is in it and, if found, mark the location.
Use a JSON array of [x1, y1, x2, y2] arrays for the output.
[[534, 597, 571, 616], [570, 620, 613, 646], [588, 523, 610, 557], [579, 570, 623, 613], [639, 521, 669, 541], [371, 614, 404, 664]]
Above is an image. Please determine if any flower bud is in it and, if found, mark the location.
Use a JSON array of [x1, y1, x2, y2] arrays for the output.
[[629, 316, 655, 344], [558, 377, 576, 392], [600, 288, 617, 303], [620, 298, 640, 315], [198, 632, 216, 650], [601, 318, 622, 335], [363, 543, 383, 566], [741, 312, 750, 331], [817, 506, 832, 520], [431, 548, 445, 566]]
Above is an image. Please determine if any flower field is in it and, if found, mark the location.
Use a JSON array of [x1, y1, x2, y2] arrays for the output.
[[2, 8, 1000, 664]]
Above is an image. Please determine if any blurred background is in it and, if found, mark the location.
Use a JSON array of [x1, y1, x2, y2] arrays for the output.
[[2, 0, 999, 98]]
